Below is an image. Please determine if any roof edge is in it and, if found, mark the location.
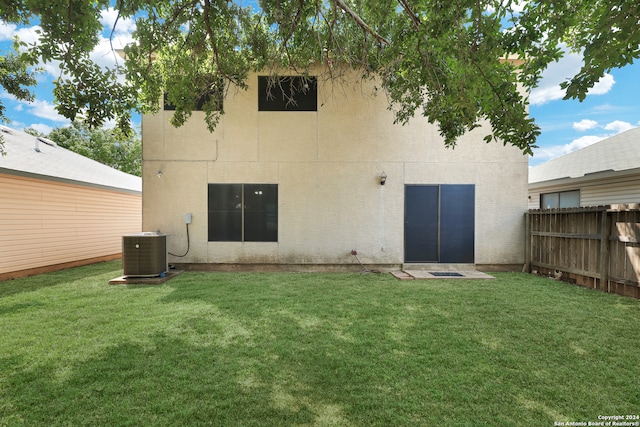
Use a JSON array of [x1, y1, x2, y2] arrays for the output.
[[529, 166, 640, 187], [0, 168, 142, 196]]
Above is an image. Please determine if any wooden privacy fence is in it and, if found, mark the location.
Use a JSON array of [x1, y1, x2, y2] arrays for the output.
[[525, 204, 640, 299]]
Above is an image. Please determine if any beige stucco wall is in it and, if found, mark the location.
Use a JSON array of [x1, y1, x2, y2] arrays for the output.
[[0, 173, 142, 279], [143, 71, 528, 267]]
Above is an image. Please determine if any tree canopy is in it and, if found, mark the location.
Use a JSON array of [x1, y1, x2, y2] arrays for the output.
[[1, 0, 638, 155], [20, 122, 142, 175], [47, 122, 142, 176]]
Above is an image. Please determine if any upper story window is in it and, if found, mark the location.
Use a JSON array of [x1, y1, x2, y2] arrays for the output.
[[258, 76, 317, 111], [541, 190, 580, 209]]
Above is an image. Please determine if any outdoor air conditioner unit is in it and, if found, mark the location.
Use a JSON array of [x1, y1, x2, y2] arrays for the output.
[[122, 232, 168, 277]]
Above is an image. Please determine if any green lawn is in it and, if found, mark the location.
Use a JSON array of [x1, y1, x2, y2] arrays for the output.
[[1, 261, 639, 426]]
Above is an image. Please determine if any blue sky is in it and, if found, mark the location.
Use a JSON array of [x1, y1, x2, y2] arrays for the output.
[[528, 50, 640, 166], [1, 10, 638, 167]]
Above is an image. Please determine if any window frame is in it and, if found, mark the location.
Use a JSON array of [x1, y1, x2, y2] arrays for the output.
[[258, 76, 318, 112], [208, 183, 278, 242], [540, 189, 580, 209]]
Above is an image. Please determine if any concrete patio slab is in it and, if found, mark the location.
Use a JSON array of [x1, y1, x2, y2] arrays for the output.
[[400, 270, 495, 280], [109, 270, 184, 285]]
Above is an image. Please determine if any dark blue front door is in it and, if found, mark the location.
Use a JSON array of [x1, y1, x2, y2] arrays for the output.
[[404, 185, 475, 263]]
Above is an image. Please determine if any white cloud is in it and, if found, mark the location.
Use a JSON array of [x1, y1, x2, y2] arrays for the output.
[[529, 45, 616, 105], [529, 85, 565, 106], [24, 99, 69, 123], [572, 119, 598, 132], [534, 135, 605, 161], [0, 22, 17, 40], [529, 47, 582, 105], [100, 8, 137, 36], [588, 73, 615, 95], [97, 7, 136, 71], [29, 123, 54, 135], [6, 18, 133, 79], [0, 91, 14, 102], [90, 35, 133, 70], [603, 120, 634, 133], [13, 25, 42, 45], [566, 135, 606, 151], [4, 24, 63, 79], [534, 120, 638, 162], [9, 120, 26, 130], [487, 0, 528, 15], [510, 1, 528, 14], [589, 103, 621, 113], [40, 62, 63, 79]]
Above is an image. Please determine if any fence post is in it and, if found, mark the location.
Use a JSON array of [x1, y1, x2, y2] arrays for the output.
[[599, 210, 610, 292]]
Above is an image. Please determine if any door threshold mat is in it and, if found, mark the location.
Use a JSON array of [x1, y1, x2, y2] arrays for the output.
[[430, 272, 464, 277], [398, 270, 495, 280]]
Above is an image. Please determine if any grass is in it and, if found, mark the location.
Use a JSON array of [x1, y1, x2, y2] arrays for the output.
[[1, 261, 639, 426]]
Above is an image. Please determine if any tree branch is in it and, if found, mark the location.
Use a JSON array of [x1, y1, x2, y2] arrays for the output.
[[109, 0, 124, 66], [397, 0, 421, 30], [333, 0, 390, 45], [202, 0, 222, 71], [281, 0, 304, 48]]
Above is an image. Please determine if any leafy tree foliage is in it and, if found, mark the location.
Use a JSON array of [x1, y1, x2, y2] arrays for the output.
[[22, 126, 43, 137], [1, 0, 638, 155], [47, 122, 141, 176], [0, 49, 37, 153]]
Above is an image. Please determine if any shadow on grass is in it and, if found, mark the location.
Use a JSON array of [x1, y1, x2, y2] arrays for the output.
[[1, 306, 549, 426], [2, 331, 351, 426], [0, 299, 46, 316], [0, 261, 121, 299], [4, 271, 639, 425]]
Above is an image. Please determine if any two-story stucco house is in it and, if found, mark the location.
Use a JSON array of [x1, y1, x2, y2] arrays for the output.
[[142, 70, 528, 271]]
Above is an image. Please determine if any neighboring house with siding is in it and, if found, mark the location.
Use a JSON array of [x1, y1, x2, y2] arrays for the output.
[[528, 128, 640, 209], [0, 126, 142, 280], [143, 70, 528, 271]]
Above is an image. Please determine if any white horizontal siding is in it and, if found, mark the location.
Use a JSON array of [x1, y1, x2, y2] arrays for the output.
[[528, 190, 541, 210], [581, 176, 640, 206], [0, 173, 141, 276], [528, 173, 640, 209]]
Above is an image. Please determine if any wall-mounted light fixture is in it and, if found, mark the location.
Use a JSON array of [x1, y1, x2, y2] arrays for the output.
[[157, 170, 163, 178], [380, 171, 387, 185]]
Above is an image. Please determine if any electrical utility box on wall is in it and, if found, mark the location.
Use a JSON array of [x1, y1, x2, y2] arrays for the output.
[[122, 232, 168, 277]]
